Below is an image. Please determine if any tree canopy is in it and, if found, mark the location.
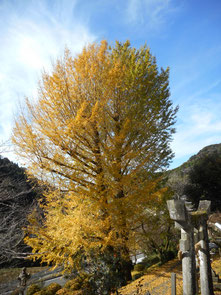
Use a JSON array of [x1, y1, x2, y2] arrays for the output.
[[12, 41, 177, 278]]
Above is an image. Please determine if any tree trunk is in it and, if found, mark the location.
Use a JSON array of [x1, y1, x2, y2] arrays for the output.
[[118, 246, 133, 283], [121, 259, 133, 282]]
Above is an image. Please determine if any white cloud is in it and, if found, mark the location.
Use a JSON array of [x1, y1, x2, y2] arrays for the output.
[[171, 100, 221, 160], [0, 0, 96, 150], [169, 52, 221, 167]]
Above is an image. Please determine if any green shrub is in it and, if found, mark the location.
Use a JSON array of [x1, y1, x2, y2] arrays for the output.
[[55, 289, 70, 295], [64, 273, 94, 295], [61, 291, 83, 295], [64, 273, 91, 291], [43, 283, 61, 295], [142, 255, 159, 267], [134, 263, 145, 272], [34, 291, 47, 295], [56, 287, 84, 295], [132, 271, 144, 281], [64, 277, 81, 291], [27, 284, 41, 295]]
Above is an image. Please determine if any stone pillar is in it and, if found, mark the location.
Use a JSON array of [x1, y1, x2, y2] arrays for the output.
[[196, 201, 214, 295], [180, 228, 197, 295], [197, 225, 214, 294], [167, 199, 197, 295], [167, 198, 214, 295], [171, 272, 176, 295]]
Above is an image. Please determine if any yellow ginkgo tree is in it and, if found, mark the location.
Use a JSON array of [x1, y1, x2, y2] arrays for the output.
[[12, 40, 177, 284]]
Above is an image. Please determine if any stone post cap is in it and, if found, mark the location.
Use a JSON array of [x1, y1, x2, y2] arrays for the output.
[[167, 199, 187, 222], [197, 200, 211, 214]]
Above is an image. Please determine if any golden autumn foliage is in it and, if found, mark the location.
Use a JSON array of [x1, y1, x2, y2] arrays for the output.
[[12, 40, 177, 270]]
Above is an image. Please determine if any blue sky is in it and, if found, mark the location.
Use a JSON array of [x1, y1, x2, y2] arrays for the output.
[[0, 0, 221, 169]]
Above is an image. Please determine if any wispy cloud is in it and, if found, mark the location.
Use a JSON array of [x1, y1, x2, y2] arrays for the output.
[[169, 44, 221, 167], [170, 44, 221, 103], [0, 0, 96, 149], [171, 97, 221, 163], [125, 0, 179, 30]]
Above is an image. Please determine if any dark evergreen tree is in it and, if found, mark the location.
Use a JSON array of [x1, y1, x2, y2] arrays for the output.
[[184, 153, 221, 211], [167, 144, 221, 212]]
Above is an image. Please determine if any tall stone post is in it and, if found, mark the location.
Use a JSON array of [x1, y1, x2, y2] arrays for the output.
[[168, 198, 214, 295], [171, 272, 176, 295], [195, 201, 214, 295], [167, 199, 197, 295], [180, 228, 197, 295]]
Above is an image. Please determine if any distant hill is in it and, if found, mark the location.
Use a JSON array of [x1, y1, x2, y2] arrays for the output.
[[171, 143, 221, 171], [0, 157, 43, 267], [167, 143, 221, 211]]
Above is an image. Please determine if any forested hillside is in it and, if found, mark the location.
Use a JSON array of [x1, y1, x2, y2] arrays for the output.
[[167, 143, 221, 211], [0, 157, 43, 267]]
